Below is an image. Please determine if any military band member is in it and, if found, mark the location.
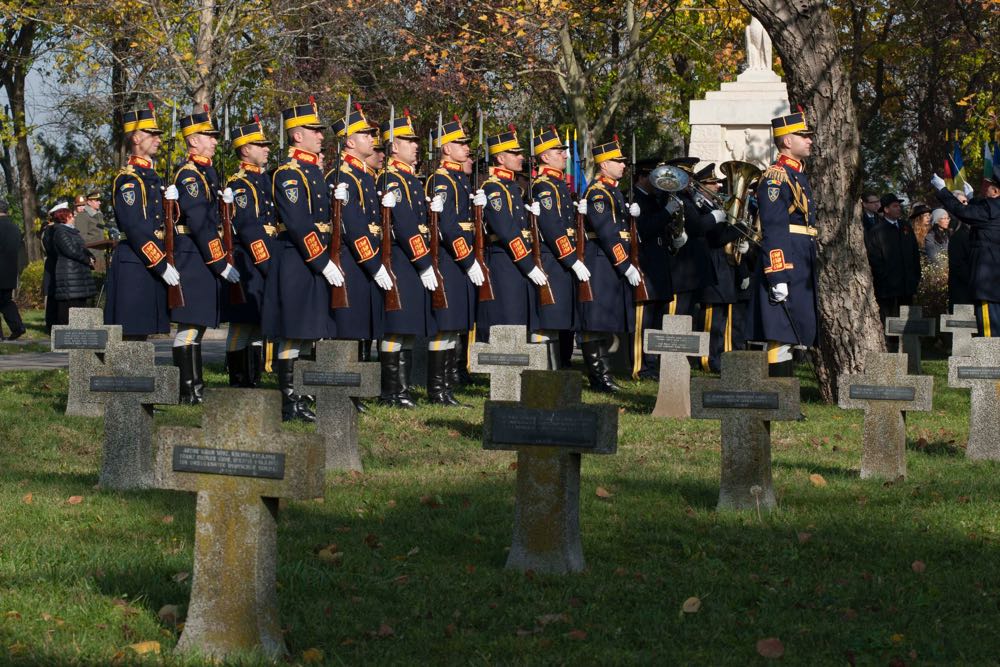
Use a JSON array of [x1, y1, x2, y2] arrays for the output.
[[377, 113, 439, 407], [329, 106, 393, 393], [105, 105, 177, 339], [223, 118, 276, 388], [478, 127, 546, 341], [263, 100, 340, 421], [579, 138, 642, 393], [748, 111, 818, 377], [667, 156, 720, 321], [170, 108, 241, 404], [531, 126, 590, 368], [425, 117, 484, 405]]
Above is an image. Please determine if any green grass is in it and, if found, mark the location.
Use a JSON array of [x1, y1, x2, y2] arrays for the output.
[[1, 354, 998, 665]]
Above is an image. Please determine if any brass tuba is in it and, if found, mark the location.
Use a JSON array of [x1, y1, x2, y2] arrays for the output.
[[719, 160, 763, 266]]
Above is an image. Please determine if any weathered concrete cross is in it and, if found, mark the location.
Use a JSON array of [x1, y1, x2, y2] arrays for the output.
[[470, 325, 548, 400], [643, 314, 710, 418], [940, 304, 978, 358], [948, 337, 1000, 461], [885, 305, 936, 374], [50, 307, 122, 417]]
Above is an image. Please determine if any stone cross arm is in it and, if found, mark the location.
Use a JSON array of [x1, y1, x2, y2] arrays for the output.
[[83, 341, 178, 407], [838, 353, 933, 412], [691, 352, 800, 422], [294, 339, 380, 399]]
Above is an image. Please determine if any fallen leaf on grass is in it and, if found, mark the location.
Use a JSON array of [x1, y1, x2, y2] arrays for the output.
[[160, 515, 173, 524], [21, 493, 32, 504], [419, 495, 443, 509], [756, 637, 784, 659], [67, 495, 84, 505], [595, 486, 613, 499], [891, 633, 904, 644], [157, 605, 179, 625], [171, 572, 189, 583], [681, 596, 701, 613], [508, 461, 518, 471], [127, 641, 160, 655], [377, 623, 394, 638], [566, 629, 587, 640], [444, 623, 457, 637], [911, 560, 926, 574], [301, 648, 324, 663], [407, 546, 420, 557], [797, 532, 812, 544], [536, 613, 568, 626], [364, 533, 382, 549], [5, 611, 21, 620], [392, 575, 409, 586], [809, 474, 827, 487]]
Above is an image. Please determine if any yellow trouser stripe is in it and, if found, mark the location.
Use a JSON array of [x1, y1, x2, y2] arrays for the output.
[[632, 303, 644, 379], [701, 306, 713, 372], [983, 302, 992, 338], [767, 341, 782, 364], [668, 294, 678, 316], [264, 340, 274, 373], [725, 304, 733, 353]]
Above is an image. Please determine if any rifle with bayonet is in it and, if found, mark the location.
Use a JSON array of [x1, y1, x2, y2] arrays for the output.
[[575, 130, 593, 302], [527, 122, 555, 307], [428, 112, 448, 310], [329, 94, 351, 309], [381, 104, 402, 312], [473, 106, 494, 302], [162, 101, 185, 310], [628, 132, 650, 303], [217, 104, 246, 305]]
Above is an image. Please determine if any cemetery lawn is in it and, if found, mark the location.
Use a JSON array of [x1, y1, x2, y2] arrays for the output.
[[1, 352, 998, 665]]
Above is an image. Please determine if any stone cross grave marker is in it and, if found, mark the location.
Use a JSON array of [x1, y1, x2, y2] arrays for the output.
[[885, 305, 937, 374], [294, 339, 379, 472], [470, 324, 549, 400], [50, 307, 122, 417], [644, 314, 710, 418], [483, 370, 617, 574], [83, 341, 178, 490], [940, 304, 978, 359], [691, 351, 800, 511], [155, 389, 324, 661], [949, 337, 1000, 461], [838, 352, 932, 480]]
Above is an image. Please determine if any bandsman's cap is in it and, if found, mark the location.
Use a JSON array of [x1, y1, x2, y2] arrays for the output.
[[487, 126, 522, 156], [331, 105, 376, 137], [532, 126, 568, 156], [593, 138, 626, 164], [122, 105, 163, 135], [381, 113, 419, 142], [85, 190, 101, 200], [666, 156, 699, 173], [694, 163, 721, 183], [180, 107, 220, 138], [434, 116, 470, 147], [771, 111, 815, 138], [231, 117, 271, 149], [282, 98, 326, 131]]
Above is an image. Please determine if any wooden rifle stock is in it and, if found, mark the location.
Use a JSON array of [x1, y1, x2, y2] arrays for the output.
[[575, 211, 593, 302], [473, 204, 494, 302], [630, 216, 650, 303], [381, 206, 402, 311], [329, 198, 349, 309], [428, 209, 448, 309], [163, 198, 185, 309], [529, 213, 555, 306], [219, 198, 246, 305]]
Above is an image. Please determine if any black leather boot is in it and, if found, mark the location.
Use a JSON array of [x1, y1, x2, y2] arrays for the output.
[[227, 349, 248, 387], [247, 345, 262, 387], [597, 339, 622, 392], [582, 339, 619, 393], [173, 345, 198, 405], [452, 334, 473, 387], [379, 351, 415, 409], [546, 340, 561, 370], [191, 345, 205, 404], [400, 349, 417, 406], [444, 347, 469, 406], [768, 359, 796, 378], [426, 350, 450, 405], [359, 339, 373, 362], [277, 358, 315, 422]]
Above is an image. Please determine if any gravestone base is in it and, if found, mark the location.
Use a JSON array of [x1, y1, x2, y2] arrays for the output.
[[175, 491, 285, 660], [506, 449, 584, 575], [323, 397, 363, 472], [860, 410, 907, 480], [718, 419, 776, 510], [965, 392, 1000, 461], [654, 356, 694, 419], [99, 402, 156, 490]]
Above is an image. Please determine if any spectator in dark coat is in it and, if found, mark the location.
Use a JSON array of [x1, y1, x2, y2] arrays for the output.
[[860, 191, 880, 230], [49, 204, 96, 326], [0, 200, 26, 340], [865, 193, 921, 344], [924, 208, 951, 264]]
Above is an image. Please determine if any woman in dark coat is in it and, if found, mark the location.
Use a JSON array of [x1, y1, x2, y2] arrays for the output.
[[41, 205, 62, 332], [49, 204, 96, 325]]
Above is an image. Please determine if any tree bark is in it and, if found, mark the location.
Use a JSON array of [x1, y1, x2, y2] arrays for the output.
[[740, 0, 883, 402]]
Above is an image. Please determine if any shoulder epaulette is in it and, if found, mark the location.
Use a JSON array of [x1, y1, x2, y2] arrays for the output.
[[117, 165, 137, 177], [763, 166, 789, 184]]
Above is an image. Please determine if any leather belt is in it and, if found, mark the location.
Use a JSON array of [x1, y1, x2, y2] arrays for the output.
[[459, 222, 474, 232], [488, 231, 533, 243], [262, 224, 277, 237], [174, 225, 192, 235], [277, 222, 331, 234], [619, 231, 631, 240], [789, 224, 817, 236], [566, 228, 576, 238], [417, 224, 429, 234], [153, 230, 164, 240]]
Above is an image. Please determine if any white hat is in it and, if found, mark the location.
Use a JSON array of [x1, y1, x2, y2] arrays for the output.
[[48, 202, 69, 214]]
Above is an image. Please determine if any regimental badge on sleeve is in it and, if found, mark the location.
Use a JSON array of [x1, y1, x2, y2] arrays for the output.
[[141, 241, 164, 267], [409, 235, 428, 259], [354, 236, 375, 261], [509, 237, 528, 261], [182, 176, 199, 198], [250, 239, 270, 264], [452, 237, 471, 260], [594, 200, 605, 214], [556, 235, 573, 258], [540, 195, 553, 211], [234, 189, 248, 209], [123, 191, 135, 206], [208, 238, 225, 262], [612, 243, 627, 264], [767, 186, 780, 202], [304, 231, 323, 260]]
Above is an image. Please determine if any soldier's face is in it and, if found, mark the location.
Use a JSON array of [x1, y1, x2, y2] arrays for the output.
[[348, 131, 375, 159], [785, 133, 813, 159], [189, 133, 218, 158], [497, 151, 523, 172], [393, 137, 419, 165], [367, 148, 385, 170], [443, 141, 470, 163], [134, 130, 161, 158], [602, 159, 626, 180], [541, 147, 567, 171], [242, 143, 270, 167], [296, 127, 324, 155]]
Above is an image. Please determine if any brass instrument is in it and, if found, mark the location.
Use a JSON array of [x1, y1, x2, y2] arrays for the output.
[[719, 160, 763, 266], [649, 164, 689, 253]]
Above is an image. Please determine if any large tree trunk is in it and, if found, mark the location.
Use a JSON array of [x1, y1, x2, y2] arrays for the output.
[[740, 0, 883, 402]]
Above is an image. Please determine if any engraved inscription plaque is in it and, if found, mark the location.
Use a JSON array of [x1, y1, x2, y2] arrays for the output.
[[172, 446, 286, 479]]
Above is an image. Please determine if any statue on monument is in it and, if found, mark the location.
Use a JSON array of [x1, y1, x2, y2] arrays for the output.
[[745, 17, 772, 72]]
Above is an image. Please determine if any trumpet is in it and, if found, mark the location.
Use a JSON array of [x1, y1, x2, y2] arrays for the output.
[[649, 164, 728, 211]]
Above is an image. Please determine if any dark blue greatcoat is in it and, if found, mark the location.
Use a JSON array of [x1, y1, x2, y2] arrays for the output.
[[532, 167, 577, 331], [262, 148, 338, 340], [171, 155, 225, 327], [425, 161, 477, 332], [579, 176, 634, 333], [632, 185, 673, 302], [104, 155, 170, 336], [748, 154, 818, 347], [223, 162, 278, 326]]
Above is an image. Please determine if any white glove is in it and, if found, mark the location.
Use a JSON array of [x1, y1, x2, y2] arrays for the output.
[[629, 202, 641, 217], [161, 263, 180, 286], [711, 209, 726, 224], [220, 264, 240, 283], [381, 192, 396, 208], [466, 260, 485, 286], [526, 202, 540, 217], [770, 282, 788, 303], [373, 264, 394, 291], [322, 261, 344, 287], [473, 189, 487, 207], [930, 173, 945, 190], [624, 263, 641, 287], [164, 185, 179, 201], [964, 181, 974, 197], [221, 187, 234, 204], [740, 277, 750, 291], [737, 239, 750, 254], [333, 182, 348, 202], [672, 231, 688, 249], [570, 260, 590, 282], [576, 199, 587, 215], [419, 266, 438, 291], [429, 194, 444, 213], [527, 265, 548, 286]]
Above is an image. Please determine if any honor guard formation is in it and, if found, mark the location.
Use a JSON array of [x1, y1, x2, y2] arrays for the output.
[[103, 99, 823, 419]]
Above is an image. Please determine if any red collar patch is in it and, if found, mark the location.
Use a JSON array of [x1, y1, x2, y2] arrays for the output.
[[389, 158, 414, 175], [289, 148, 319, 166], [188, 154, 212, 167], [442, 160, 464, 172], [343, 153, 367, 172], [777, 154, 802, 172], [539, 166, 563, 179], [240, 162, 262, 174], [598, 175, 618, 187], [128, 155, 152, 169], [489, 166, 514, 181]]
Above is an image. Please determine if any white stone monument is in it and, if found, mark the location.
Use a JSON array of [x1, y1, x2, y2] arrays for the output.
[[688, 18, 790, 172]]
